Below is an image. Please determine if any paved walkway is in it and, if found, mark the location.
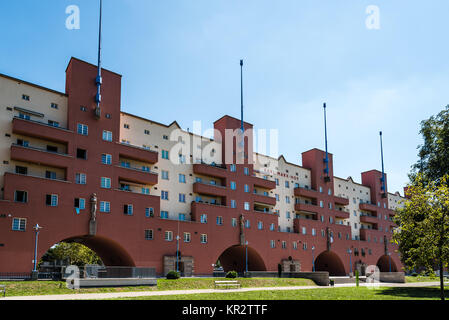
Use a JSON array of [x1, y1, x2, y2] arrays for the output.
[[2, 281, 447, 300]]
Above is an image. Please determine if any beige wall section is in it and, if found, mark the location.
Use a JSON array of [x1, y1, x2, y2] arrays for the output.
[[388, 192, 405, 211], [119, 113, 222, 221], [254, 154, 311, 232], [0, 75, 67, 198], [334, 176, 371, 240]]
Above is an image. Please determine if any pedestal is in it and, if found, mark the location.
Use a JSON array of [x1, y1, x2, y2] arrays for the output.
[[89, 220, 97, 236]]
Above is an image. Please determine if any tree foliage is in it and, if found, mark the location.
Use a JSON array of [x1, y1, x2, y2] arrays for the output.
[[41, 242, 103, 267], [393, 174, 449, 300], [410, 105, 449, 185]]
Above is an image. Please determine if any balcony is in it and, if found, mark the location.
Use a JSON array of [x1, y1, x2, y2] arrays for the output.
[[333, 195, 349, 206], [334, 209, 350, 219], [359, 202, 379, 213], [117, 143, 158, 164], [294, 202, 321, 214], [360, 214, 379, 224], [193, 182, 228, 197], [252, 176, 276, 190], [12, 117, 72, 144], [294, 187, 319, 199], [193, 163, 228, 179], [115, 165, 158, 186], [10, 144, 72, 169], [253, 193, 276, 206]]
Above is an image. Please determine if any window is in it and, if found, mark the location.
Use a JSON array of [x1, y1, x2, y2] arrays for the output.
[[102, 130, 113, 142], [145, 207, 154, 218], [12, 218, 26, 231], [14, 190, 28, 203], [161, 150, 169, 160], [184, 232, 191, 243], [165, 231, 173, 241], [161, 191, 169, 200], [123, 205, 133, 215], [48, 120, 59, 127], [302, 227, 307, 235], [285, 196, 290, 204], [100, 201, 110, 213], [101, 154, 112, 165], [142, 166, 150, 172], [258, 221, 263, 230], [121, 161, 131, 168], [145, 230, 153, 240], [74, 198, 85, 210], [179, 174, 186, 183], [15, 166, 28, 175], [245, 220, 250, 229], [303, 243, 308, 250], [282, 241, 287, 249], [76, 148, 87, 160], [312, 228, 316, 236], [200, 234, 208, 244], [200, 214, 207, 224], [232, 218, 237, 227], [319, 201, 324, 208], [230, 181, 236, 190], [142, 188, 150, 195], [144, 129, 150, 135], [244, 167, 249, 175], [216, 216, 223, 225], [161, 171, 169, 180], [179, 193, 186, 203], [22, 94, 30, 101], [101, 177, 111, 189], [270, 223, 275, 231], [47, 145, 58, 153], [270, 240, 276, 248], [286, 211, 291, 219], [275, 194, 280, 201], [46, 194, 58, 207], [230, 164, 236, 172], [231, 200, 236, 209], [293, 241, 298, 250], [77, 124, 88, 136], [76, 173, 86, 185], [285, 181, 290, 188], [244, 184, 250, 193], [179, 213, 186, 221], [163, 135, 169, 140], [160, 211, 169, 219], [244, 202, 250, 211], [50, 103, 58, 109], [16, 139, 29, 147], [18, 112, 30, 120], [124, 124, 130, 129], [275, 178, 279, 186], [179, 154, 186, 164]]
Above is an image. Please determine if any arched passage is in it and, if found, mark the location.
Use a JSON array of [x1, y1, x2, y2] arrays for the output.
[[376, 255, 397, 272], [42, 235, 135, 267], [314, 251, 346, 276], [217, 245, 266, 273]]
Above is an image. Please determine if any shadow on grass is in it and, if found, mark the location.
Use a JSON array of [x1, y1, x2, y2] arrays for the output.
[[375, 287, 449, 300]]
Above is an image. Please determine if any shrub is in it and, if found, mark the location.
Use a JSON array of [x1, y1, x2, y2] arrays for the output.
[[166, 270, 180, 280], [225, 271, 238, 279]]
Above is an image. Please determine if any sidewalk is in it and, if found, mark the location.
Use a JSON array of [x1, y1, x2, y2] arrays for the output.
[[2, 281, 446, 300]]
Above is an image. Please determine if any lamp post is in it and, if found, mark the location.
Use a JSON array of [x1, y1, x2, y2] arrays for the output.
[[312, 246, 316, 272], [388, 252, 391, 273], [33, 224, 42, 274], [176, 235, 180, 273], [348, 247, 353, 277]]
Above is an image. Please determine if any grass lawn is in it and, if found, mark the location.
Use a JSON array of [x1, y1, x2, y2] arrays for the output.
[[0, 277, 315, 297], [405, 276, 441, 283], [117, 286, 449, 301]]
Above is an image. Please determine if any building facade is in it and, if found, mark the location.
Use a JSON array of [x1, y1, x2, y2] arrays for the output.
[[0, 57, 405, 276]]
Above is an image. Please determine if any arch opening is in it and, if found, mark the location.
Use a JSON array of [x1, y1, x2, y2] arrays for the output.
[[376, 255, 397, 273], [314, 251, 346, 276], [217, 245, 266, 273], [40, 235, 135, 268]]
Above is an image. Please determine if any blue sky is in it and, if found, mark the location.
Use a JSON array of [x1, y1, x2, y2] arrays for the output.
[[1, 0, 449, 194]]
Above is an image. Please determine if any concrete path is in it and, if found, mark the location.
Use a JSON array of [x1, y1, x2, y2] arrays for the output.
[[2, 281, 447, 300]]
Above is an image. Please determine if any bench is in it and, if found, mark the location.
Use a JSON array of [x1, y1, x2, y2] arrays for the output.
[[214, 280, 241, 290], [0, 285, 5, 298]]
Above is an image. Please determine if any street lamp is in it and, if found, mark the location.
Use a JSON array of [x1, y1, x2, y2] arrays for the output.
[[312, 246, 316, 272], [33, 224, 42, 273], [176, 235, 181, 273], [347, 247, 353, 276]]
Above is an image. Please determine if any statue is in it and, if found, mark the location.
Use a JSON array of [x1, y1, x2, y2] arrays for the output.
[[90, 193, 98, 222], [239, 215, 245, 246]]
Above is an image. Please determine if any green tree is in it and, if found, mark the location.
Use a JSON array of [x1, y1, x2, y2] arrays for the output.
[[393, 174, 449, 300], [410, 105, 449, 185], [42, 242, 103, 267]]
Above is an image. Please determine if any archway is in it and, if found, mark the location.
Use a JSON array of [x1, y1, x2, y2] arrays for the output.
[[376, 255, 397, 272], [314, 251, 346, 276], [217, 245, 266, 273], [41, 235, 135, 267]]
